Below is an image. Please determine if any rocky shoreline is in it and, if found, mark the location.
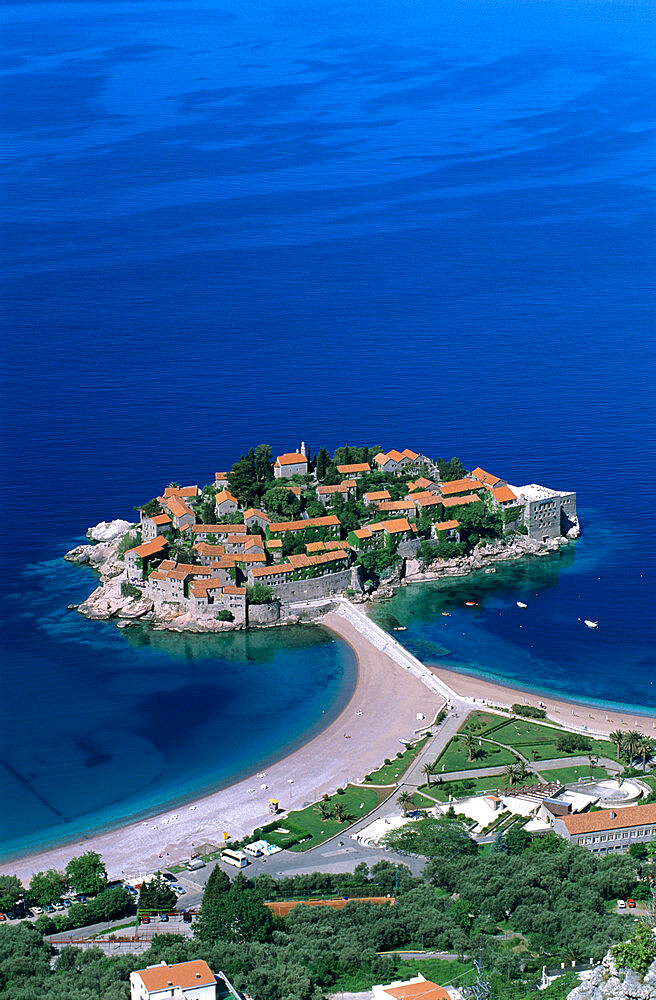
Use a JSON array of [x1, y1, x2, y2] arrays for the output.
[[65, 519, 579, 634]]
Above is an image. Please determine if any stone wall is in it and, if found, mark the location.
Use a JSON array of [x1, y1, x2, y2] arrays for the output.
[[276, 567, 354, 604], [397, 538, 421, 558], [248, 601, 281, 625]]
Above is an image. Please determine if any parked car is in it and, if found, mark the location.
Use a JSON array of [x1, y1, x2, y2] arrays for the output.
[[53, 902, 65, 911], [182, 910, 192, 923], [44, 904, 54, 913], [162, 873, 176, 883], [62, 899, 71, 908], [125, 886, 138, 896], [140, 915, 150, 924], [0, 914, 6, 921], [31, 906, 43, 916], [617, 899, 626, 909], [75, 894, 87, 904], [627, 899, 636, 908], [159, 913, 168, 922], [173, 886, 185, 895]]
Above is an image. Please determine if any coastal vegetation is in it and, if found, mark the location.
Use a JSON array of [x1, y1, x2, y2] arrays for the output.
[[0, 835, 648, 1000]]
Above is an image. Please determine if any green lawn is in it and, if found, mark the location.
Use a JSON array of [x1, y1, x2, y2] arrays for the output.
[[364, 736, 429, 784], [274, 785, 389, 852], [460, 711, 616, 764], [537, 764, 611, 785], [432, 735, 517, 774], [420, 773, 509, 801]]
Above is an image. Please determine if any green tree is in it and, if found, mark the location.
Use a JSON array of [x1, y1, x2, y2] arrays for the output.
[[621, 730, 641, 766], [398, 792, 414, 817], [135, 498, 160, 517], [65, 852, 108, 896], [263, 486, 300, 519], [316, 447, 329, 481], [636, 735, 655, 770], [0, 875, 23, 914], [28, 869, 68, 907], [138, 873, 177, 912], [422, 763, 433, 787], [204, 864, 231, 902], [505, 827, 531, 856], [255, 444, 273, 483], [227, 449, 259, 506], [461, 733, 477, 762], [247, 584, 274, 605], [333, 803, 349, 824], [196, 873, 273, 944], [613, 921, 656, 976], [384, 817, 478, 859]]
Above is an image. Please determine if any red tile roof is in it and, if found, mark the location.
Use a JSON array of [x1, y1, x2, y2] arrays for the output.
[[336, 462, 371, 474], [215, 489, 238, 505], [376, 500, 416, 512], [223, 585, 246, 595], [435, 519, 459, 531], [251, 563, 294, 578], [491, 485, 518, 504], [317, 483, 350, 494], [440, 493, 481, 507], [128, 537, 168, 558], [381, 980, 450, 1000], [439, 478, 483, 496], [364, 490, 391, 501], [275, 452, 308, 467], [150, 514, 172, 526], [160, 494, 194, 519], [471, 467, 503, 487], [243, 508, 271, 522], [163, 485, 198, 499], [562, 803, 656, 835], [268, 515, 340, 533], [135, 960, 216, 992]]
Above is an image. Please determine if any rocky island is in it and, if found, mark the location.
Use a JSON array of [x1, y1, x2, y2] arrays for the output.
[[65, 444, 580, 633]]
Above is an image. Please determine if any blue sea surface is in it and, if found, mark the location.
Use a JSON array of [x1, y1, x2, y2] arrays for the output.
[[1, 0, 655, 857]]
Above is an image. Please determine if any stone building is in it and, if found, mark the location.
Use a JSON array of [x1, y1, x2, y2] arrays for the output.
[[141, 512, 172, 541], [511, 483, 578, 541], [273, 451, 308, 478], [125, 536, 168, 583]]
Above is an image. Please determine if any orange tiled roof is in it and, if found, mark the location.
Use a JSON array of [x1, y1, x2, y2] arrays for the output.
[[435, 519, 459, 531], [163, 485, 198, 499], [128, 537, 168, 558], [364, 490, 391, 501], [353, 527, 372, 539], [150, 514, 172, 525], [562, 803, 656, 835], [135, 960, 216, 992], [441, 493, 481, 508], [288, 549, 348, 569], [491, 485, 518, 504], [381, 981, 450, 1000], [317, 483, 350, 494], [379, 518, 411, 534], [439, 478, 483, 496], [471, 467, 502, 487], [194, 542, 226, 557], [413, 495, 443, 508], [265, 539, 283, 548], [215, 489, 238, 505], [402, 449, 419, 460], [192, 524, 246, 534], [275, 452, 308, 467], [336, 462, 370, 474], [268, 515, 340, 533], [251, 563, 294, 578], [223, 585, 246, 595], [243, 508, 271, 522], [376, 500, 416, 512], [190, 577, 224, 597], [160, 494, 194, 519]]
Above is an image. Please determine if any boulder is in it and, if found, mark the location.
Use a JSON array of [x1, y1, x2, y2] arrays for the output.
[[87, 519, 135, 542]]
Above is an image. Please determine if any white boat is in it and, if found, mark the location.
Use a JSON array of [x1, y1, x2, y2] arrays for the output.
[[584, 620, 598, 629], [517, 602, 527, 608], [394, 626, 407, 631]]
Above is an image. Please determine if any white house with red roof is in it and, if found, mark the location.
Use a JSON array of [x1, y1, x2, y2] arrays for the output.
[[273, 450, 309, 479], [130, 959, 221, 1000], [214, 489, 239, 517], [141, 511, 172, 541]]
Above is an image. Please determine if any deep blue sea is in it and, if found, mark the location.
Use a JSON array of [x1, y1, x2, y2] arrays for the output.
[[1, 0, 655, 860]]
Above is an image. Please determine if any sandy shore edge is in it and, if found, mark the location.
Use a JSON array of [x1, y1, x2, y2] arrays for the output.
[[429, 665, 656, 737], [1, 616, 442, 883]]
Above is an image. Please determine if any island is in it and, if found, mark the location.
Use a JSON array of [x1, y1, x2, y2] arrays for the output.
[[66, 443, 580, 631]]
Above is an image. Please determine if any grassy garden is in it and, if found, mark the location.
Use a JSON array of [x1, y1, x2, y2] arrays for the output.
[[363, 736, 430, 784], [431, 733, 517, 773], [265, 784, 389, 852], [536, 764, 611, 785], [460, 711, 616, 763]]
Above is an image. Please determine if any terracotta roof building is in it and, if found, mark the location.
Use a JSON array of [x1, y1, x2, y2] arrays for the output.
[[274, 452, 308, 479], [373, 975, 451, 1000], [130, 959, 217, 999], [553, 802, 656, 854]]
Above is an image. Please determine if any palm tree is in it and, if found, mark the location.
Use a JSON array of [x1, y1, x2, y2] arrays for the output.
[[315, 801, 333, 821], [514, 758, 529, 782], [422, 763, 433, 787], [587, 754, 599, 779], [622, 730, 642, 767], [398, 791, 414, 817], [609, 730, 625, 761], [637, 735, 655, 771], [504, 764, 521, 788], [332, 803, 348, 824], [462, 734, 477, 762]]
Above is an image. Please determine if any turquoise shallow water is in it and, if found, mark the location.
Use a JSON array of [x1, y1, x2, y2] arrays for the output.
[[0, 545, 357, 861], [1, 0, 655, 858]]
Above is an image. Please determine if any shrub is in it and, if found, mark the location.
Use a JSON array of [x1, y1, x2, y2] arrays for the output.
[[120, 582, 142, 599], [512, 704, 547, 719], [247, 584, 274, 605], [216, 609, 233, 621], [117, 531, 141, 560]]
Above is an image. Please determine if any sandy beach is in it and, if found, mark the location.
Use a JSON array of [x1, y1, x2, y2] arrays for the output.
[[1, 614, 443, 884], [429, 664, 656, 738]]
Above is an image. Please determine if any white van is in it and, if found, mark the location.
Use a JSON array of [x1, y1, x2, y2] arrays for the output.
[[188, 858, 206, 871], [222, 849, 248, 869]]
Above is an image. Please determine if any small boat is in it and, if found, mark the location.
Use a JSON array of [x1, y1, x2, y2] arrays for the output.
[[465, 601, 477, 607], [442, 612, 450, 617], [584, 620, 598, 629], [517, 602, 527, 609], [393, 626, 407, 631]]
